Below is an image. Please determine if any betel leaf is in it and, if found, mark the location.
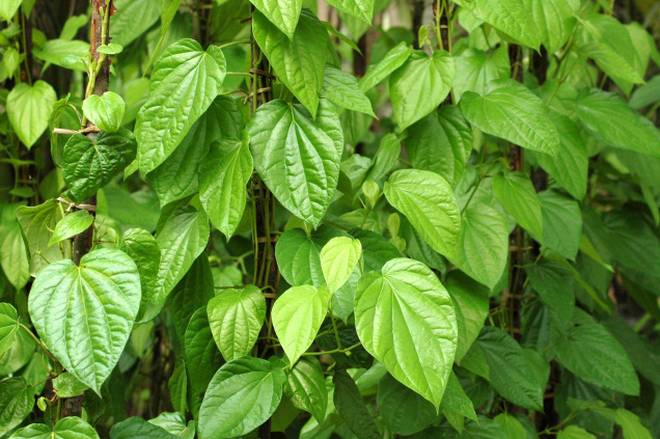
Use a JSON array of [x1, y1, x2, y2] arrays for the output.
[[557, 425, 596, 439], [110, 417, 177, 439], [492, 172, 543, 238], [326, 0, 374, 24], [575, 89, 660, 157], [285, 358, 327, 422], [249, 100, 342, 226], [1, 222, 30, 289], [199, 138, 253, 239], [0, 303, 35, 376], [406, 105, 472, 186], [135, 39, 226, 174], [384, 169, 461, 258], [33, 39, 89, 71], [272, 285, 330, 365], [537, 190, 582, 260], [319, 236, 362, 293], [53, 372, 88, 398], [377, 373, 436, 435], [333, 369, 381, 439], [555, 310, 639, 395], [365, 133, 400, 182], [249, 0, 302, 39], [120, 228, 160, 322], [6, 80, 57, 149], [322, 67, 375, 116], [440, 372, 477, 430], [526, 257, 575, 321], [48, 210, 94, 246], [450, 197, 509, 290], [359, 41, 412, 92], [148, 412, 195, 439], [110, 0, 161, 47], [0, 0, 22, 21], [531, 0, 579, 54], [252, 11, 328, 117], [446, 272, 489, 361], [354, 258, 457, 408], [452, 46, 510, 101], [62, 129, 137, 202], [477, 326, 545, 411], [28, 248, 141, 393], [10, 416, 99, 439], [389, 50, 454, 131], [460, 80, 559, 155], [16, 199, 67, 276], [0, 377, 34, 437], [82, 91, 126, 133], [275, 228, 331, 287], [207, 285, 266, 361], [198, 357, 286, 439]]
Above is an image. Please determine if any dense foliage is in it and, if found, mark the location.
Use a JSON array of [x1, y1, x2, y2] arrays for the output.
[[0, 0, 659, 437]]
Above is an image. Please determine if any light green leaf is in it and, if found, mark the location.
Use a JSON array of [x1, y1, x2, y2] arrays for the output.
[[0, 0, 22, 21], [320, 236, 362, 293], [576, 89, 660, 157], [111, 0, 161, 47], [537, 190, 582, 260], [390, 50, 454, 130], [249, 100, 342, 226], [1, 222, 30, 289], [252, 11, 328, 117], [0, 303, 35, 375], [273, 285, 330, 365], [327, 0, 373, 23], [555, 310, 639, 395], [446, 272, 489, 362], [322, 67, 374, 116], [365, 133, 400, 182], [53, 372, 88, 398], [0, 303, 21, 354], [0, 377, 34, 437], [207, 285, 265, 361], [450, 198, 508, 289], [286, 358, 328, 422], [494, 413, 528, 439], [49, 210, 94, 246], [82, 91, 125, 133], [629, 75, 660, 110], [249, 0, 302, 39], [120, 228, 160, 322], [149, 412, 195, 439], [110, 417, 177, 439], [531, 0, 579, 53], [460, 80, 559, 155], [493, 172, 543, 238], [384, 169, 461, 258], [359, 41, 412, 92], [7, 81, 57, 148], [406, 106, 472, 186], [199, 138, 253, 239], [452, 46, 510, 101], [198, 357, 286, 439], [557, 425, 597, 439], [28, 248, 141, 393], [135, 39, 226, 174], [10, 417, 99, 439], [460, 0, 541, 49], [354, 258, 457, 409], [62, 129, 137, 202], [16, 199, 68, 276], [33, 39, 89, 71], [612, 408, 652, 439]]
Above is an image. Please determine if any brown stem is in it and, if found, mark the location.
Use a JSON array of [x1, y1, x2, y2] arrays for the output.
[[411, 0, 425, 49]]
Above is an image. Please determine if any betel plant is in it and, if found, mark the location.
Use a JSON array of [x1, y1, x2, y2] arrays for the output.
[[0, 0, 659, 437]]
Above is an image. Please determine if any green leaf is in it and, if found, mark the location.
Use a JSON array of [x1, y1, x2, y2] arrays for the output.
[[384, 169, 461, 258], [249, 0, 302, 39], [460, 80, 559, 155], [28, 248, 140, 393], [377, 373, 436, 435], [477, 326, 545, 410], [275, 227, 339, 286], [149, 412, 195, 439], [322, 67, 375, 116], [48, 210, 94, 246], [16, 199, 67, 276], [82, 91, 126, 132], [120, 228, 161, 322], [0, 303, 35, 375], [326, 0, 374, 23], [446, 272, 489, 361], [0, 377, 34, 437], [537, 190, 582, 260], [460, 0, 541, 49], [33, 39, 89, 71], [1, 222, 30, 289], [53, 372, 88, 398], [531, 0, 579, 53], [96, 43, 123, 55], [62, 129, 137, 202], [207, 285, 265, 361], [354, 258, 457, 408], [111, 0, 161, 47], [452, 46, 510, 101], [450, 198, 509, 289], [440, 372, 477, 430], [252, 11, 328, 117], [110, 417, 177, 439], [555, 310, 639, 395], [365, 133, 400, 182], [406, 106, 472, 186], [199, 138, 253, 239], [0, 0, 22, 21], [0, 303, 21, 354], [148, 207, 209, 320], [526, 257, 575, 320], [629, 75, 660, 110], [273, 285, 330, 365], [359, 41, 412, 92], [494, 413, 528, 439], [492, 172, 543, 238], [390, 50, 454, 130], [135, 39, 226, 174], [320, 236, 362, 293], [7, 81, 57, 148], [285, 358, 328, 422], [249, 100, 342, 226], [557, 426, 597, 439], [10, 417, 99, 439], [198, 357, 286, 439], [333, 369, 381, 439], [576, 89, 660, 157]]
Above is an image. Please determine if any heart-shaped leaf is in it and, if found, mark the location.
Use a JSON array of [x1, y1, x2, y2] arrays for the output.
[[7, 81, 57, 149], [82, 91, 126, 132]]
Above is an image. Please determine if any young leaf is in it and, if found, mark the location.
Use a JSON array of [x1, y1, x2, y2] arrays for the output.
[[326, 0, 374, 24], [48, 210, 94, 246], [0, 222, 30, 289], [6, 80, 57, 149], [390, 50, 454, 130], [207, 285, 266, 361], [452, 46, 510, 101], [135, 39, 226, 174], [82, 91, 126, 132], [272, 285, 330, 365], [286, 358, 328, 422], [110, 0, 161, 47], [198, 357, 286, 439], [275, 228, 333, 287], [384, 169, 461, 259], [359, 41, 412, 92], [354, 258, 457, 409], [28, 248, 141, 393], [322, 67, 375, 116], [0, 0, 22, 21], [319, 236, 362, 293], [10, 416, 99, 439], [249, 0, 302, 39], [248, 100, 342, 226], [120, 228, 161, 322], [492, 172, 543, 238]]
